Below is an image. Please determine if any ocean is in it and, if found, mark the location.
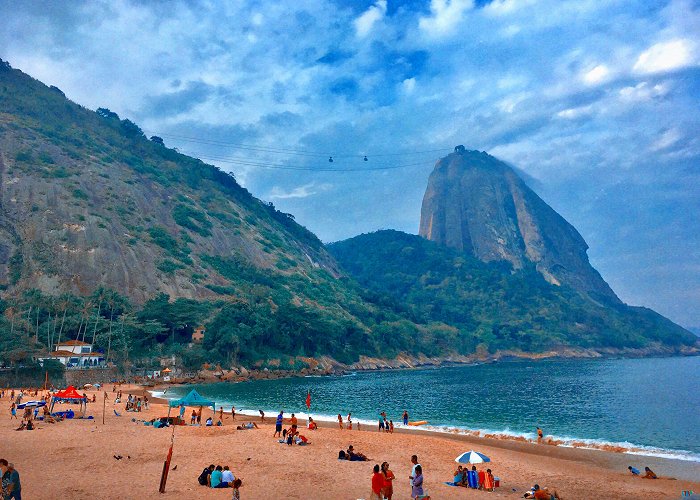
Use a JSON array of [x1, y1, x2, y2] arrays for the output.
[[159, 356, 700, 462]]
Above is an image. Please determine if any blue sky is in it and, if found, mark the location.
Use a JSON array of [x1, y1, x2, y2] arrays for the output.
[[1, 0, 698, 327]]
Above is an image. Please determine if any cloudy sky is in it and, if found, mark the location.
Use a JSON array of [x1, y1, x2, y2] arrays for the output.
[[1, 0, 699, 327]]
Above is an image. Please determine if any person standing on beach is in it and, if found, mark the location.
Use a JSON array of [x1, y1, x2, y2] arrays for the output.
[[370, 464, 384, 500], [537, 427, 543, 443], [338, 414, 344, 429], [347, 413, 352, 430], [197, 407, 202, 424], [409, 455, 420, 487], [275, 411, 284, 437], [231, 406, 236, 421], [219, 407, 224, 422], [403, 410, 409, 426], [179, 405, 186, 421], [10, 403, 17, 420], [259, 410, 265, 423], [378, 414, 385, 432], [191, 410, 197, 425], [381, 461, 395, 500]]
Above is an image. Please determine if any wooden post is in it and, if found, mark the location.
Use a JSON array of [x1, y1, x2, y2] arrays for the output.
[[103, 391, 107, 425]]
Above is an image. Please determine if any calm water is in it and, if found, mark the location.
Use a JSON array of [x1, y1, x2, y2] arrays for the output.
[[163, 356, 700, 461]]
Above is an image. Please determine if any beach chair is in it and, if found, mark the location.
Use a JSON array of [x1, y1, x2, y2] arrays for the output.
[[467, 470, 478, 488]]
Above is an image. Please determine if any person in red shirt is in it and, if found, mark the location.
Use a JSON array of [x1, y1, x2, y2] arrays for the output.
[[370, 464, 385, 500]]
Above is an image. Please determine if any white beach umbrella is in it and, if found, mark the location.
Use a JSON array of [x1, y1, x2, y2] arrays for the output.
[[17, 400, 46, 409], [455, 450, 491, 464]]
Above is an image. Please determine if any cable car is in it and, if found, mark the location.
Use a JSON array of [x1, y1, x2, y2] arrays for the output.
[[328, 156, 333, 163], [363, 156, 368, 161]]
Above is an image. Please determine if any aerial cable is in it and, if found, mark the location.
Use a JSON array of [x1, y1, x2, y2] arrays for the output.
[[148, 131, 451, 159]]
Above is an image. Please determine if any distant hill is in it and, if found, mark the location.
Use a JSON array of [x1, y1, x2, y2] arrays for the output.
[[329, 230, 697, 353]]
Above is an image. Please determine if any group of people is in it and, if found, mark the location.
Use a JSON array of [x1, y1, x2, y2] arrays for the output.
[[366, 454, 427, 500], [197, 464, 242, 498], [378, 411, 395, 433], [0, 459, 21, 500], [452, 465, 496, 490], [123, 394, 147, 412], [338, 445, 369, 461], [627, 466, 658, 479], [273, 411, 309, 445]]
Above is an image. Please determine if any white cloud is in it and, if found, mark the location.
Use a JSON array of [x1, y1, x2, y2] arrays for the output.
[[268, 182, 332, 200], [484, 0, 536, 16], [354, 0, 387, 38], [582, 64, 609, 85], [618, 81, 670, 102], [633, 39, 696, 74], [556, 104, 593, 119], [418, 0, 474, 37], [402, 77, 416, 94], [651, 128, 682, 151]]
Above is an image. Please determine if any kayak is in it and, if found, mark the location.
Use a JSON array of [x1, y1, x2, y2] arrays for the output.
[[407, 420, 428, 426]]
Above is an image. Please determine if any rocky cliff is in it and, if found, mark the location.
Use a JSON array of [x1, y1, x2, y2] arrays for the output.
[[419, 147, 619, 303], [0, 59, 338, 303]]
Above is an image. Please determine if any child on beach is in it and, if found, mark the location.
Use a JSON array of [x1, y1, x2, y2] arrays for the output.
[[231, 478, 242, 500], [389, 420, 394, 433]]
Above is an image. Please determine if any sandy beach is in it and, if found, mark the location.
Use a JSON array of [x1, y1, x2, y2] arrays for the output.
[[1, 384, 698, 499]]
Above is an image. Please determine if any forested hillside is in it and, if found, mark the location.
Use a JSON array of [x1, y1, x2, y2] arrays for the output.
[[329, 230, 697, 353]]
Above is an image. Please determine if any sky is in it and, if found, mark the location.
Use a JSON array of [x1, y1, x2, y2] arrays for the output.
[[1, 0, 699, 327]]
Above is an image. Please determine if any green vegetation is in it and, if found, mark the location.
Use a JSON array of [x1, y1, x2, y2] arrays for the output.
[[328, 230, 697, 353], [172, 203, 212, 236]]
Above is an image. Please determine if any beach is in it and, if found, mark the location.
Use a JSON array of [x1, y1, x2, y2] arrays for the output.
[[1, 384, 698, 499]]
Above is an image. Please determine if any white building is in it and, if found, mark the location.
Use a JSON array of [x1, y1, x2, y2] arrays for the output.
[[38, 340, 106, 369]]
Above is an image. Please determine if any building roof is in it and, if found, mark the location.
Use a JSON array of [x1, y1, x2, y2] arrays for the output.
[[57, 340, 91, 346], [50, 350, 104, 357]]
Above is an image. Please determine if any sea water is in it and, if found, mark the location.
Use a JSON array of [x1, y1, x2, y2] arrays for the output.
[[160, 356, 700, 461]]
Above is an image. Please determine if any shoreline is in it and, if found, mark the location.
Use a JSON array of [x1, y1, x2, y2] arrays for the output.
[[3, 384, 699, 499], [147, 384, 700, 481]]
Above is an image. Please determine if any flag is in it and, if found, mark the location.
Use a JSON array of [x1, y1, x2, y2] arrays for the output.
[[305, 390, 311, 410]]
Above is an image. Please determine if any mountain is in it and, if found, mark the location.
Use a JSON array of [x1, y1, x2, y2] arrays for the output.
[[0, 59, 445, 369], [419, 147, 618, 303], [329, 230, 698, 353]]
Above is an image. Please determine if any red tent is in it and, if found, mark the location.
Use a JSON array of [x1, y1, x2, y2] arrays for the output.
[[54, 386, 85, 400], [50, 386, 87, 415]]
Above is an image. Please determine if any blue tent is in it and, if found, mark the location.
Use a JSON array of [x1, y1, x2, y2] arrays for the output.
[[168, 389, 215, 412]]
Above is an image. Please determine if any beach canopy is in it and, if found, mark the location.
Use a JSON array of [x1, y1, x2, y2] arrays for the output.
[[54, 386, 86, 400], [168, 389, 215, 411], [50, 386, 87, 415], [455, 451, 491, 464]]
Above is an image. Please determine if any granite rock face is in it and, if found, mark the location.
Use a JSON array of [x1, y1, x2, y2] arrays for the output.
[[419, 148, 619, 303]]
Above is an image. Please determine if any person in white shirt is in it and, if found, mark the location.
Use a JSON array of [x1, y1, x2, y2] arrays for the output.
[[409, 454, 421, 486], [219, 465, 235, 488]]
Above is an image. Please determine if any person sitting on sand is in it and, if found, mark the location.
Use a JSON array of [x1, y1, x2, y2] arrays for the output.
[[220, 465, 235, 488], [209, 465, 223, 488], [198, 464, 215, 486], [346, 445, 369, 461], [216, 419, 223, 426], [642, 467, 657, 479], [307, 417, 317, 430], [453, 465, 465, 485], [628, 466, 640, 476], [206, 417, 213, 427], [530, 484, 563, 499], [236, 422, 259, 430]]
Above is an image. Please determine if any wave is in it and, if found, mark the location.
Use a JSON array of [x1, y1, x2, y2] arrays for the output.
[[153, 391, 699, 463]]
